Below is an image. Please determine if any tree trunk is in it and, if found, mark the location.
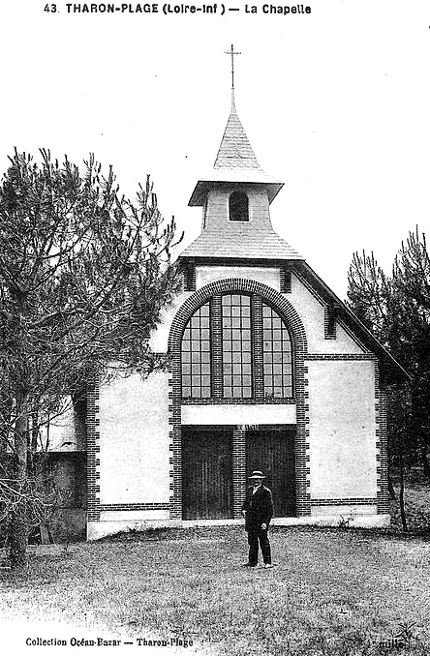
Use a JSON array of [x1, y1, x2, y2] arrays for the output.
[[388, 476, 397, 501], [9, 396, 29, 569], [28, 410, 39, 476], [422, 448, 430, 482], [399, 454, 408, 533]]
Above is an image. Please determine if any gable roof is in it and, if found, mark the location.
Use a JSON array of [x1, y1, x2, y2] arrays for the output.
[[295, 261, 410, 382], [177, 252, 408, 381]]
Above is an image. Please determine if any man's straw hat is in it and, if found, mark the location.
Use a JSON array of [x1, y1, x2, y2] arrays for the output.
[[248, 470, 266, 479]]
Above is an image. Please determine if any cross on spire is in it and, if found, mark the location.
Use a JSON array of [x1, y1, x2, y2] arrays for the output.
[[225, 44, 241, 106]]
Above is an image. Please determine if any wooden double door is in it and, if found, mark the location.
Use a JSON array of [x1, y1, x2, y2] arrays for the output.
[[182, 426, 296, 520]]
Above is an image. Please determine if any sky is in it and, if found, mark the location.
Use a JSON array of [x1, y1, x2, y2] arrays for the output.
[[1, 0, 430, 300]]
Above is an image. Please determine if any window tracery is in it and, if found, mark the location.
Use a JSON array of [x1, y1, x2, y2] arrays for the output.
[[180, 293, 293, 400]]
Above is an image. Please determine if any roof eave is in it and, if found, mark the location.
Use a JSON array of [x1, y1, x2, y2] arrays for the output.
[[188, 179, 284, 206], [299, 262, 410, 382]]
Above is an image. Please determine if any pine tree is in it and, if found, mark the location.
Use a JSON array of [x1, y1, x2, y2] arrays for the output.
[[347, 229, 430, 531], [0, 149, 182, 567]]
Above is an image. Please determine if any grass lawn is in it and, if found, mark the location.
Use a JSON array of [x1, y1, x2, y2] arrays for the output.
[[1, 522, 430, 656], [0, 470, 429, 655]]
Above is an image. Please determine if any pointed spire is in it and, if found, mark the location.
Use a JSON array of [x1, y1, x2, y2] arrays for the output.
[[188, 45, 284, 207], [214, 45, 262, 170], [214, 104, 262, 170]]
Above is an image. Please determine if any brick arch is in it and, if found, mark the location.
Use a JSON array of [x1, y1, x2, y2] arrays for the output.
[[168, 278, 308, 354], [167, 278, 310, 522]]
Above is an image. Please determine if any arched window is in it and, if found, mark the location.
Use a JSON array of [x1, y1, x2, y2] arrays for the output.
[[181, 303, 211, 398], [181, 294, 293, 400], [229, 192, 249, 222], [262, 303, 293, 398], [222, 294, 252, 398]]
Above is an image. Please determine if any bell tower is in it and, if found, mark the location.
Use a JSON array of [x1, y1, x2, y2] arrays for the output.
[[182, 45, 302, 263]]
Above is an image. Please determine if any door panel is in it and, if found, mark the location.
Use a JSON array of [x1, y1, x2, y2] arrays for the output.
[[246, 428, 296, 517], [182, 427, 233, 520]]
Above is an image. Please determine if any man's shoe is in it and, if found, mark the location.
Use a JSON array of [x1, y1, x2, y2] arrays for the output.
[[242, 563, 257, 567], [263, 563, 273, 569]]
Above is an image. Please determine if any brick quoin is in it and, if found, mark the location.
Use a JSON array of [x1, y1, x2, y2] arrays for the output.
[[86, 379, 101, 523], [375, 363, 389, 514]]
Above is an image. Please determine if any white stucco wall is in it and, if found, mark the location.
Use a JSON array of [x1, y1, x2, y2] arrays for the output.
[[289, 273, 364, 354], [311, 504, 377, 516], [150, 267, 364, 358], [98, 370, 170, 505], [181, 403, 296, 425], [44, 397, 86, 452], [307, 360, 377, 499], [196, 266, 280, 291]]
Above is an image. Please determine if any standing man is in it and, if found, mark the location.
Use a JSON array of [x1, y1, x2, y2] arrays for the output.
[[241, 470, 273, 568]]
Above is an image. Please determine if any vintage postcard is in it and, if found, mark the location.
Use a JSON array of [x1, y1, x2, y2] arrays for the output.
[[0, 0, 429, 653]]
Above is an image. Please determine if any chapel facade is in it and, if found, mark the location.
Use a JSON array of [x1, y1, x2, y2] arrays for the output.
[[48, 60, 405, 541]]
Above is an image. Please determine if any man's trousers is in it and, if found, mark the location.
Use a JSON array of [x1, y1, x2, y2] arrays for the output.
[[247, 529, 271, 565]]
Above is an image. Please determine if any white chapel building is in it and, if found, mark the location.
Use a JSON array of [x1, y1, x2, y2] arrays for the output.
[[49, 60, 405, 541]]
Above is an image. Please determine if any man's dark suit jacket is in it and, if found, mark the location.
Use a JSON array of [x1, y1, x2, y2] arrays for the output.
[[241, 485, 274, 532]]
